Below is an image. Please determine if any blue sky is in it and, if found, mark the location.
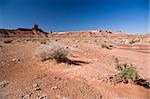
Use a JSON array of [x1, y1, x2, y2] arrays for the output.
[[0, 0, 149, 33]]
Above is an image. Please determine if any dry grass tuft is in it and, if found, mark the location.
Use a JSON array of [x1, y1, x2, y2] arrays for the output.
[[35, 43, 69, 63]]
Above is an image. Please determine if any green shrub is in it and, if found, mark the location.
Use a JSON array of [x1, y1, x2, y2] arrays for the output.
[[101, 43, 112, 49], [112, 56, 119, 63], [114, 63, 139, 83], [115, 63, 127, 71], [106, 57, 149, 88]]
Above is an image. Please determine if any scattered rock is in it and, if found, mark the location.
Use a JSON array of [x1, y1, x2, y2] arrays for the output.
[[36, 94, 48, 99], [33, 83, 40, 88], [103, 75, 116, 85], [33, 83, 42, 91], [19, 91, 48, 99], [75, 45, 79, 48], [51, 86, 57, 90], [65, 46, 69, 49], [0, 81, 9, 88], [54, 76, 57, 79], [12, 58, 21, 62], [54, 76, 61, 80], [86, 49, 89, 51], [29, 92, 33, 97], [35, 88, 42, 91], [39, 94, 48, 99], [19, 94, 30, 99], [12, 58, 16, 62]]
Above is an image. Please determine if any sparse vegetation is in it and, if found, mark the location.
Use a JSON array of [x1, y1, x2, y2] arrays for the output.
[[114, 63, 139, 83], [105, 62, 140, 84], [101, 43, 113, 49], [14, 38, 61, 43], [105, 57, 150, 88], [35, 43, 69, 63], [112, 55, 119, 64], [40, 40, 47, 44], [36, 39, 48, 44], [111, 56, 139, 83], [129, 38, 141, 44], [129, 40, 135, 44], [4, 39, 13, 43]]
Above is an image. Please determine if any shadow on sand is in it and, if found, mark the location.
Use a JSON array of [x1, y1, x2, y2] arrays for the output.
[[134, 79, 150, 89], [57, 58, 90, 65]]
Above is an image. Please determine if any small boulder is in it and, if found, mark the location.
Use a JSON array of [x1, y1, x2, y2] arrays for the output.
[[12, 58, 22, 62], [0, 81, 9, 88], [39, 94, 48, 99]]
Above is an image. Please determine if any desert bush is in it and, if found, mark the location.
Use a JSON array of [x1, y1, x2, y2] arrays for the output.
[[101, 43, 112, 49], [15, 39, 20, 42], [30, 38, 50, 44], [15, 39, 25, 42], [129, 39, 136, 44], [115, 63, 127, 71], [40, 41, 47, 44], [105, 58, 150, 88], [112, 56, 119, 64], [35, 43, 69, 62], [4, 39, 13, 43], [38, 39, 47, 44], [129, 40, 135, 44], [114, 63, 139, 83]]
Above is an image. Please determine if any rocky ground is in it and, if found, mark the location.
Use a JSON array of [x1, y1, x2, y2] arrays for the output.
[[0, 36, 150, 99]]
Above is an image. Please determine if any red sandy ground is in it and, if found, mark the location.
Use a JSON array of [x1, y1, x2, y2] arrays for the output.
[[0, 36, 150, 99]]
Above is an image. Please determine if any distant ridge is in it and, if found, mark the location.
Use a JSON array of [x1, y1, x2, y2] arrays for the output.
[[0, 25, 48, 38], [0, 26, 141, 38]]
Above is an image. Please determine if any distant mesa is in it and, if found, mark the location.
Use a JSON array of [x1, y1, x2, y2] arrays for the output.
[[32, 24, 45, 33], [0, 24, 48, 38], [16, 24, 44, 33]]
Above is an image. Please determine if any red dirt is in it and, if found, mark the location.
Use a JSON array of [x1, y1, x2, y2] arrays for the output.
[[0, 31, 150, 99]]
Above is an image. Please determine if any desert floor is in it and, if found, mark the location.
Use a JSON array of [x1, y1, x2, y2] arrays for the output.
[[0, 38, 150, 99]]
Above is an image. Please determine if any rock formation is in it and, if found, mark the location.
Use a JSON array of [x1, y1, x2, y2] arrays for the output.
[[0, 25, 48, 38]]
